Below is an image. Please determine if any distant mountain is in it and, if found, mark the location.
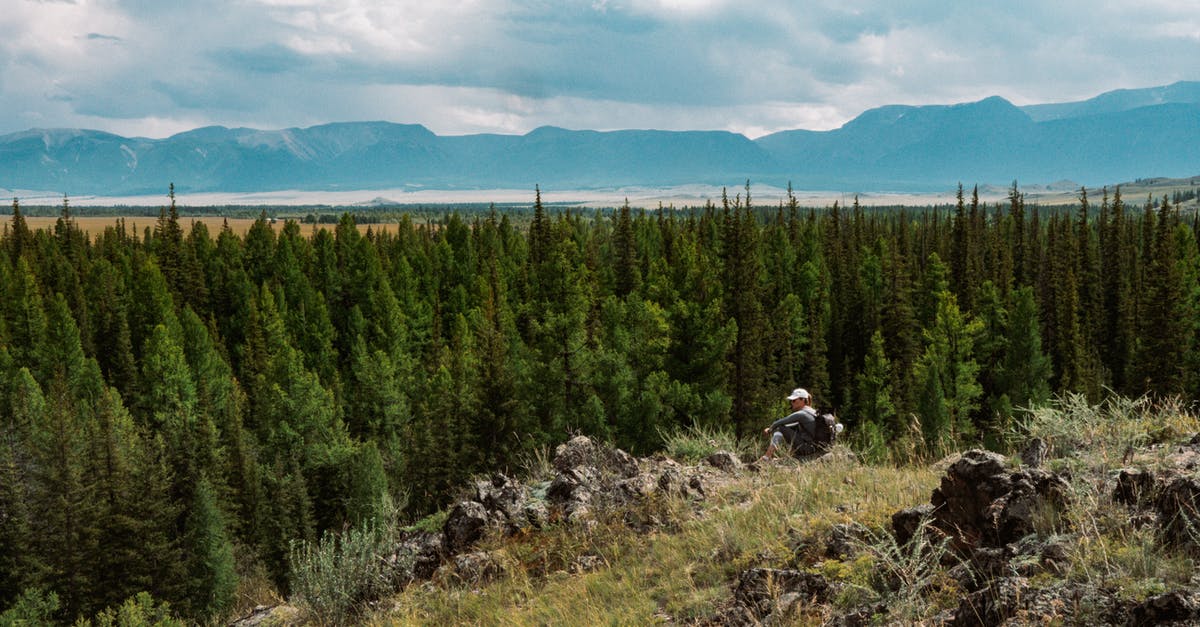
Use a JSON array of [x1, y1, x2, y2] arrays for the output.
[[2, 83, 1199, 196], [1020, 81, 1200, 121]]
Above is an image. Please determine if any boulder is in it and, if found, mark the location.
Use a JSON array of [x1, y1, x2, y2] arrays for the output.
[[553, 435, 598, 473], [442, 500, 490, 555], [388, 530, 444, 583], [1114, 468, 1156, 506], [473, 473, 546, 535], [705, 451, 743, 472], [1154, 475, 1200, 545], [891, 504, 935, 547], [733, 568, 831, 621], [447, 550, 505, 587], [824, 523, 862, 560], [553, 435, 639, 478], [928, 449, 1070, 549], [1128, 590, 1200, 627], [228, 604, 302, 627]]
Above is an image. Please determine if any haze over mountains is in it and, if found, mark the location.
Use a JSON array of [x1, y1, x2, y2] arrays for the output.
[[2, 82, 1198, 197]]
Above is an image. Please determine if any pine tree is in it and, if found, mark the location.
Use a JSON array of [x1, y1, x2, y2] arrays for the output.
[[181, 477, 236, 620], [1135, 197, 1188, 395], [915, 291, 982, 451]]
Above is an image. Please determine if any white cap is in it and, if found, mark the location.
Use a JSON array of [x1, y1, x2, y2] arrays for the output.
[[786, 388, 810, 401]]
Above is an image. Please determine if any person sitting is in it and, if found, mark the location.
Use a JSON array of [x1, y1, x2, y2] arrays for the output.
[[760, 388, 818, 461]]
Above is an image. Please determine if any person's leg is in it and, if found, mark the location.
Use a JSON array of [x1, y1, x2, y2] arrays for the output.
[[762, 431, 785, 460]]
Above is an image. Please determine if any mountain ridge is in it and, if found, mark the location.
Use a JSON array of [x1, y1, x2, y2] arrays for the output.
[[3, 83, 1199, 195]]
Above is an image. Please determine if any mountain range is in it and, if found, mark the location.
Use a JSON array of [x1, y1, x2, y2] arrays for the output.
[[2, 82, 1199, 197]]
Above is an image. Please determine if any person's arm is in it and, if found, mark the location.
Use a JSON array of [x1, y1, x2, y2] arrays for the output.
[[768, 412, 802, 431]]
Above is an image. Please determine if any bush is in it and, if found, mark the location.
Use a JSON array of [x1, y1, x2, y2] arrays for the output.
[[288, 497, 401, 624], [85, 593, 182, 627]]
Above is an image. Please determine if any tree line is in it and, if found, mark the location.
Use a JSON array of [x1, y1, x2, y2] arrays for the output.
[[1, 181, 1198, 621]]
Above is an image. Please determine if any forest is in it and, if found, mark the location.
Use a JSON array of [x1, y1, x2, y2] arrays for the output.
[[1, 181, 1199, 623]]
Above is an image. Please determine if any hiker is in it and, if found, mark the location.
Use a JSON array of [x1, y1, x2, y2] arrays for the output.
[[759, 388, 818, 461]]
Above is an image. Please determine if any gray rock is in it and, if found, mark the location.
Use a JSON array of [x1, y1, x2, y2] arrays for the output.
[[1020, 437, 1049, 468], [928, 450, 1070, 549], [442, 500, 490, 555], [705, 450, 743, 472], [553, 435, 598, 473], [734, 568, 830, 621], [658, 467, 684, 496], [825, 523, 862, 560], [388, 530, 444, 583], [1128, 590, 1200, 627], [891, 504, 935, 547], [449, 550, 505, 586], [569, 554, 604, 574], [228, 604, 301, 627], [1114, 468, 1156, 506], [1154, 474, 1200, 545]]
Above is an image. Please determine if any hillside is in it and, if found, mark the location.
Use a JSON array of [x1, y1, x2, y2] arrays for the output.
[[224, 396, 1200, 626], [3, 83, 1200, 196]]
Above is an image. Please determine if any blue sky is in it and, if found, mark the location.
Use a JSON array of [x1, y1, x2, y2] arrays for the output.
[[2, 0, 1198, 139]]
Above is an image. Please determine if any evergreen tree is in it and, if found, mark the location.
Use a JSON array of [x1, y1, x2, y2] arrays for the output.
[[180, 477, 236, 620]]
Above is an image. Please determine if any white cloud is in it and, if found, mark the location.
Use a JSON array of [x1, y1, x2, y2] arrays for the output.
[[0, 0, 1197, 139]]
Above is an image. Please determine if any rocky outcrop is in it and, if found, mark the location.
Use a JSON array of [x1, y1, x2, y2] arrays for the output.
[[398, 436, 725, 595], [435, 550, 506, 588], [928, 449, 1071, 549], [228, 604, 302, 627], [727, 568, 832, 624], [1113, 436, 1200, 546], [1128, 590, 1200, 627]]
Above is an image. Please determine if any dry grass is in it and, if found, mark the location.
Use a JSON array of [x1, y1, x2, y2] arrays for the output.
[[18, 216, 419, 239], [370, 454, 940, 625]]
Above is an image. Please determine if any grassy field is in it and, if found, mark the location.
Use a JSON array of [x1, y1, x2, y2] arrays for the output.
[[18, 216, 420, 238]]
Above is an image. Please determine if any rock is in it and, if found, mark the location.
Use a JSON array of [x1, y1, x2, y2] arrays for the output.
[[1020, 438, 1049, 468], [616, 475, 656, 500], [474, 473, 537, 534], [228, 604, 302, 626], [569, 554, 604, 573], [554, 436, 598, 473], [952, 576, 1028, 627], [1128, 590, 1200, 627], [994, 468, 1072, 545], [1114, 468, 1156, 506], [825, 523, 862, 560], [547, 472, 593, 522], [658, 467, 685, 496], [388, 530, 444, 583], [1154, 475, 1200, 545], [733, 568, 830, 621], [928, 450, 1070, 549], [930, 450, 1012, 547], [705, 451, 742, 472], [552, 435, 639, 478], [523, 498, 549, 529], [442, 500, 490, 555], [448, 550, 505, 587], [891, 504, 935, 547]]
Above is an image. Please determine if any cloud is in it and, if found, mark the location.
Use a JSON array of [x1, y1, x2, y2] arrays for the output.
[[0, 0, 1197, 139]]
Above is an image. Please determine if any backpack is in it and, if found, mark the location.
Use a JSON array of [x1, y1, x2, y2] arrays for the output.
[[810, 412, 838, 451]]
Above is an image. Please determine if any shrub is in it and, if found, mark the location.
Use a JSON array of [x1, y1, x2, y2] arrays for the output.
[[288, 498, 401, 624]]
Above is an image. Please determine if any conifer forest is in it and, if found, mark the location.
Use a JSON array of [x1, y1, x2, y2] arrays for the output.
[[2, 182, 1200, 621]]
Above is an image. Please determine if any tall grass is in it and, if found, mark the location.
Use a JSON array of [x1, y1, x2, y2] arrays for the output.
[[658, 423, 756, 463]]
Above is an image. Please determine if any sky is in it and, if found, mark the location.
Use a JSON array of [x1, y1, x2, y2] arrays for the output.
[[2, 0, 1198, 140]]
